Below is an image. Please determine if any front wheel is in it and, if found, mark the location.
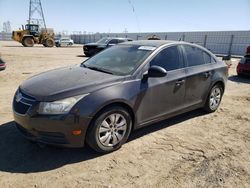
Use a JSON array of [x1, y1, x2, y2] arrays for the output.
[[22, 37, 34, 47], [204, 84, 223, 113], [86, 106, 132, 153]]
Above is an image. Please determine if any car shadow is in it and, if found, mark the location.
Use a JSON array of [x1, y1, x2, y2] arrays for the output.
[[0, 121, 100, 173], [228, 75, 250, 84], [0, 109, 206, 174], [2, 45, 44, 48], [128, 109, 205, 141]]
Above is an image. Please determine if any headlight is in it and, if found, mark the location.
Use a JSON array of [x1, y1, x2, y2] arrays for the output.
[[38, 94, 89, 115]]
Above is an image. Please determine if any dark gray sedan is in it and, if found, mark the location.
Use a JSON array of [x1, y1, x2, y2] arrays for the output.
[[13, 40, 228, 153], [83, 37, 133, 57]]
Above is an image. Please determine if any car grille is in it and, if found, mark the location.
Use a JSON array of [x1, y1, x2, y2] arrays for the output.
[[13, 90, 36, 115]]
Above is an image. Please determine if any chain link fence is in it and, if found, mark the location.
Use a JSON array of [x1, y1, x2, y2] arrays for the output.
[[1, 31, 250, 56], [71, 31, 250, 56]]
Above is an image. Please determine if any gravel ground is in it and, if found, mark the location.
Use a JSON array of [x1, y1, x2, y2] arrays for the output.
[[0, 41, 250, 188]]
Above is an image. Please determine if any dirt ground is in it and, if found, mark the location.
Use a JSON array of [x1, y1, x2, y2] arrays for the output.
[[0, 41, 250, 188]]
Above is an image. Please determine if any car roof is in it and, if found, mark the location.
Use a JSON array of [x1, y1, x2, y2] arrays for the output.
[[104, 37, 132, 40], [121, 40, 184, 47], [122, 40, 213, 52]]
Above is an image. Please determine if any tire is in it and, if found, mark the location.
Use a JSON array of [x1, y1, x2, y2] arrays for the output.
[[237, 73, 243, 77], [86, 106, 132, 153], [204, 84, 224, 113], [22, 37, 34, 47], [44, 38, 55, 47], [43, 43, 48, 47]]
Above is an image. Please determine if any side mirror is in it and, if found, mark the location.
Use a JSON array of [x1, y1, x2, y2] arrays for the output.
[[145, 66, 167, 78]]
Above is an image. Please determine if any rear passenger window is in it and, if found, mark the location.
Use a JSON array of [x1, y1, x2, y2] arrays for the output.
[[118, 39, 125, 43], [183, 45, 206, 66], [203, 52, 212, 64], [150, 46, 183, 71], [109, 39, 118, 44]]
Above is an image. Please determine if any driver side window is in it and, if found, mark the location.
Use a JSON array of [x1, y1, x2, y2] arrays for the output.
[[150, 46, 183, 71]]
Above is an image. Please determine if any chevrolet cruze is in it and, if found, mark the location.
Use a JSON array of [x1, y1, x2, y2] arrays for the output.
[[13, 40, 228, 153]]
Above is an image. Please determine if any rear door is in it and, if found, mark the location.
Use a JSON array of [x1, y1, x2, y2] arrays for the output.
[[181, 45, 215, 107], [137, 45, 187, 124]]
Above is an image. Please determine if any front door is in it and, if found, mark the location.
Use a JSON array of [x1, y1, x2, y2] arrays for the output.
[[136, 45, 186, 125]]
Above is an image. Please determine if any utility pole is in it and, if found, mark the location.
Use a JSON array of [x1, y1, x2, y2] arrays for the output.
[[28, 0, 47, 30], [3, 21, 11, 33]]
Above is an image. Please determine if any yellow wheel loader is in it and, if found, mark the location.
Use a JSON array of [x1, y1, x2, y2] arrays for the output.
[[12, 24, 55, 47]]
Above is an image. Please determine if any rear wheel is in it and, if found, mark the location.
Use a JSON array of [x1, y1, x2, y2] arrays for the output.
[[44, 38, 54, 47], [204, 84, 223, 113], [86, 106, 132, 153], [22, 37, 34, 47]]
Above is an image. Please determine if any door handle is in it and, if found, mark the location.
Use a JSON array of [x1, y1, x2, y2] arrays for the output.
[[204, 71, 212, 78], [175, 79, 185, 86]]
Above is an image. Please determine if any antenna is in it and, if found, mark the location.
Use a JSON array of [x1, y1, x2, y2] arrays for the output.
[[28, 0, 47, 30]]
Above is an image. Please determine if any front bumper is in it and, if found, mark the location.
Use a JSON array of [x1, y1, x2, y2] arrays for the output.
[[237, 65, 250, 76], [12, 90, 92, 148], [13, 112, 92, 148]]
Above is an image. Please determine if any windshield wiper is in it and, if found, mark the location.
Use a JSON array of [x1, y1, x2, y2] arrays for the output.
[[84, 65, 114, 75]]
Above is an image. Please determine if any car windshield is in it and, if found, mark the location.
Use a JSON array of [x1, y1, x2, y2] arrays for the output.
[[82, 45, 156, 75], [96, 38, 110, 44]]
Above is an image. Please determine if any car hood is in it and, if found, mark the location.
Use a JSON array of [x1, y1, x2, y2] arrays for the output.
[[20, 65, 124, 101]]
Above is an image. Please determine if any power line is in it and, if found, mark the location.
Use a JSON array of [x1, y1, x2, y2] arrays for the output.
[[127, 0, 141, 33], [3, 21, 12, 33]]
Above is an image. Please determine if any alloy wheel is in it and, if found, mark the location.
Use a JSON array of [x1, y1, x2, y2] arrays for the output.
[[209, 87, 221, 110], [98, 113, 127, 147]]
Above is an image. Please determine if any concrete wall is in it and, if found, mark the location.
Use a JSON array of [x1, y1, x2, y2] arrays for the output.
[[71, 31, 250, 56]]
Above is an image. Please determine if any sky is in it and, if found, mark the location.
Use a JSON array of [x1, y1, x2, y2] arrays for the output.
[[0, 0, 250, 33]]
